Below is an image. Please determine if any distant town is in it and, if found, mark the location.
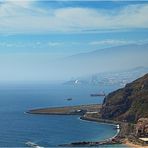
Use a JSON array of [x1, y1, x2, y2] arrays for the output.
[[65, 67, 148, 87]]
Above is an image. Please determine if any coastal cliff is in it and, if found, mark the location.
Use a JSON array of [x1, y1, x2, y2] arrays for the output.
[[101, 73, 148, 123], [27, 74, 148, 147]]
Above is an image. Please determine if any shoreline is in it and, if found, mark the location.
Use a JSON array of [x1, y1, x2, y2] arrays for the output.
[[27, 104, 123, 147], [27, 104, 146, 147], [123, 139, 148, 148], [79, 116, 120, 142], [78, 116, 117, 127]]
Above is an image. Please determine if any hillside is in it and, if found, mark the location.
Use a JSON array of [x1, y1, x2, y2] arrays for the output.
[[101, 74, 148, 123]]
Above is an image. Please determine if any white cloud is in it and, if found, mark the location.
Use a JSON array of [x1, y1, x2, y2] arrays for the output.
[[89, 39, 148, 46], [0, 2, 148, 34], [0, 41, 64, 49], [89, 39, 132, 46], [48, 42, 63, 47]]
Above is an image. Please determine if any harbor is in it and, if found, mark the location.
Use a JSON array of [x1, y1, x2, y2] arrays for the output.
[[27, 104, 124, 147]]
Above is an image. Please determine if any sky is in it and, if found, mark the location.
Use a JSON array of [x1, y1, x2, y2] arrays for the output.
[[0, 0, 148, 82]]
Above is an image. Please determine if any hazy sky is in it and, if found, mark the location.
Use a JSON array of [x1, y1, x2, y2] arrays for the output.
[[0, 0, 148, 82]]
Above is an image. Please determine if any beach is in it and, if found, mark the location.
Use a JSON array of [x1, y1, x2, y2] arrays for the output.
[[124, 139, 148, 148]]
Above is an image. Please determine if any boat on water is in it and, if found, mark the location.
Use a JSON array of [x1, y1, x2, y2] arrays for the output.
[[90, 93, 106, 97], [65, 98, 73, 101]]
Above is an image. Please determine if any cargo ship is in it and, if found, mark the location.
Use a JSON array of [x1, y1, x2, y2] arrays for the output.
[[65, 98, 73, 101], [90, 92, 106, 97]]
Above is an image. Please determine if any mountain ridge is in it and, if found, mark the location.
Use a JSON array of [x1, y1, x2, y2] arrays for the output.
[[66, 43, 148, 59], [60, 43, 148, 75], [101, 73, 148, 123]]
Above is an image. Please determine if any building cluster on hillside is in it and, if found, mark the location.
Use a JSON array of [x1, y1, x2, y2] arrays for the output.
[[135, 118, 148, 144]]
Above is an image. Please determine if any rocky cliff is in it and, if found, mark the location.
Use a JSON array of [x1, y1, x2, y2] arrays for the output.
[[101, 74, 148, 123]]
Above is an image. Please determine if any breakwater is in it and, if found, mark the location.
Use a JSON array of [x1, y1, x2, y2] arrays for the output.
[[27, 104, 102, 115]]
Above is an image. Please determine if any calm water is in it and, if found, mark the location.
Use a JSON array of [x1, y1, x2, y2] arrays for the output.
[[0, 83, 126, 147]]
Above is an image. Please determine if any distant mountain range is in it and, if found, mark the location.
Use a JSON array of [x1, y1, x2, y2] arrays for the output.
[[60, 44, 148, 78], [101, 73, 148, 123], [67, 44, 148, 61]]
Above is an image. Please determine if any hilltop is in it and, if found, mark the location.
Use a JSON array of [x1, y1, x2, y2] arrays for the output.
[[101, 73, 148, 123]]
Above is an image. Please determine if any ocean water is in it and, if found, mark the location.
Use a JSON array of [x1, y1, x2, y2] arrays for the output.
[[0, 83, 126, 147]]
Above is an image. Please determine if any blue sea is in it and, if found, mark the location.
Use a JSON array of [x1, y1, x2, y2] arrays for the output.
[[0, 83, 127, 147]]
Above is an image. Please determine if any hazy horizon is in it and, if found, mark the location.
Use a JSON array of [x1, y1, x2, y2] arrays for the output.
[[0, 0, 148, 82]]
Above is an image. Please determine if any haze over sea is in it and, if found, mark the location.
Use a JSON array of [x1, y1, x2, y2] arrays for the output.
[[0, 83, 126, 147], [0, 0, 147, 147]]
